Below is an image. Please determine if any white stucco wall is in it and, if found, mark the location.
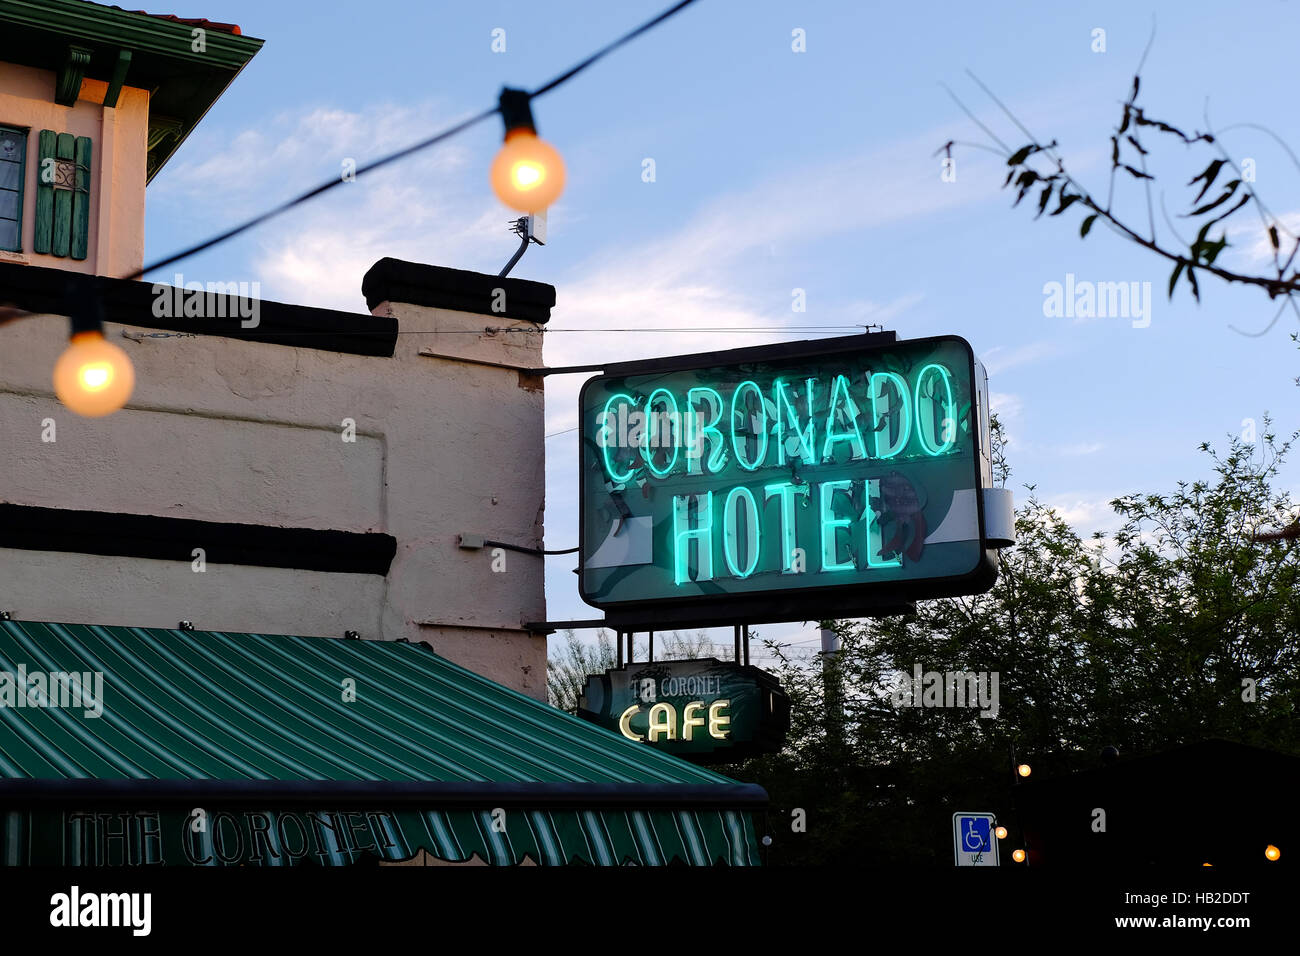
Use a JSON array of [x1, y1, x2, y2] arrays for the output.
[[0, 280, 549, 698]]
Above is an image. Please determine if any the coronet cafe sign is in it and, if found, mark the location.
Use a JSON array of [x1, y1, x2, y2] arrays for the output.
[[578, 332, 1009, 628], [577, 658, 790, 762]]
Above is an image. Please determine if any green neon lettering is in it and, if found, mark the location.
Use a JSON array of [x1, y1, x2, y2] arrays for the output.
[[600, 393, 638, 483], [730, 380, 769, 471], [774, 378, 817, 466], [686, 386, 727, 475], [673, 491, 714, 585], [642, 387, 680, 478], [868, 371, 911, 459], [819, 480, 856, 572], [864, 477, 903, 569], [722, 486, 762, 579], [915, 363, 956, 455], [764, 481, 809, 573], [821, 374, 867, 463]]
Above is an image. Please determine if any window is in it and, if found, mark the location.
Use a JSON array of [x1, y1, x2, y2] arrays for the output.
[[0, 126, 26, 252]]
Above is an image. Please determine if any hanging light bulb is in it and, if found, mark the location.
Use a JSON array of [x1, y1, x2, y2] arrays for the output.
[[52, 285, 134, 417], [490, 88, 566, 212], [1012, 849, 1026, 863], [995, 826, 1008, 840]]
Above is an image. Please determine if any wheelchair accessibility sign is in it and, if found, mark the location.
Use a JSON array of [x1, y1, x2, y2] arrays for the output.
[[953, 812, 999, 866]]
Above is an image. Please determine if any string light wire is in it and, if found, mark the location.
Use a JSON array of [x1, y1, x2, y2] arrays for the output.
[[123, 0, 702, 283]]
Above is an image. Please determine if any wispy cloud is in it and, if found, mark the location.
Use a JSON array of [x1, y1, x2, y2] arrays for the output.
[[980, 340, 1063, 377]]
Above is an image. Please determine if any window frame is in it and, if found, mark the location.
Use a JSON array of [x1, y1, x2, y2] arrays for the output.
[[0, 124, 28, 253]]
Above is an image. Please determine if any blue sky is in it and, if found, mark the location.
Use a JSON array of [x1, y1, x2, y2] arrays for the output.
[[144, 0, 1300, 661]]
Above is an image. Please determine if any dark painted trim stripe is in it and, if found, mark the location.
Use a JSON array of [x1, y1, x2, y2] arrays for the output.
[[363, 256, 555, 323], [0, 778, 770, 809], [0, 261, 398, 357], [0, 503, 395, 575]]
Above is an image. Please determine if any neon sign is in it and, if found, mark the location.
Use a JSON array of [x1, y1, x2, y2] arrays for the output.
[[577, 659, 790, 762], [578, 334, 999, 626]]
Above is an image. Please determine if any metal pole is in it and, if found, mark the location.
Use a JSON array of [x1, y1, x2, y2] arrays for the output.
[[733, 625, 741, 663], [617, 631, 623, 668], [648, 631, 654, 662], [821, 624, 843, 746], [743, 624, 750, 666]]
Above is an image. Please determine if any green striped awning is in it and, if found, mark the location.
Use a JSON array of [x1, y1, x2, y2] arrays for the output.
[[0, 620, 765, 866]]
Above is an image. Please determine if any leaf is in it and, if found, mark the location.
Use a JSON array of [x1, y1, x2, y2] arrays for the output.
[[1198, 237, 1229, 265], [1187, 180, 1241, 217], [1003, 168, 1016, 188], [1080, 213, 1098, 237], [1035, 183, 1053, 217], [1125, 134, 1148, 156], [1270, 225, 1280, 250], [1007, 145, 1035, 166], [1168, 261, 1185, 300], [1187, 159, 1226, 204], [1122, 164, 1154, 180], [1117, 108, 1131, 136], [1187, 266, 1200, 301], [1051, 193, 1081, 216]]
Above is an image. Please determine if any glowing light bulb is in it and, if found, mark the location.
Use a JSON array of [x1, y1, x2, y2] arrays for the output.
[[491, 129, 566, 212], [1012, 849, 1026, 863], [995, 826, 1008, 840], [1017, 763, 1032, 777], [1265, 844, 1281, 861], [53, 330, 134, 417]]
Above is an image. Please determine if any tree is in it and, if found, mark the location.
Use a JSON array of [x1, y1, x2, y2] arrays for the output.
[[547, 628, 712, 713], [944, 47, 1300, 338], [731, 417, 1300, 865]]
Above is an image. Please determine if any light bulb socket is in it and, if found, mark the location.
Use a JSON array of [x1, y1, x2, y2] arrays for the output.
[[498, 88, 537, 138], [64, 278, 106, 338]]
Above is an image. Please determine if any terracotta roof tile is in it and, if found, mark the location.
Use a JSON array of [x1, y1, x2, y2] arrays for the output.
[[110, 6, 243, 35]]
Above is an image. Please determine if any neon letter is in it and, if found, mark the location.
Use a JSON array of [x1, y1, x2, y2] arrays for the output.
[[915, 364, 957, 455], [821, 374, 867, 462], [648, 702, 676, 741], [686, 386, 727, 474], [682, 702, 706, 741], [868, 371, 911, 459], [723, 486, 762, 579], [764, 481, 809, 572], [618, 705, 644, 741], [673, 492, 714, 585], [730, 380, 769, 471], [820, 479, 856, 572], [642, 387, 680, 477], [864, 477, 903, 569], [773, 378, 817, 466], [708, 700, 731, 739], [600, 393, 638, 483]]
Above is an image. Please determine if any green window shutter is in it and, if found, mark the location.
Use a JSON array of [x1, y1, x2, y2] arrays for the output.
[[71, 135, 91, 260], [33, 129, 54, 254], [51, 132, 74, 257], [0, 126, 25, 253]]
